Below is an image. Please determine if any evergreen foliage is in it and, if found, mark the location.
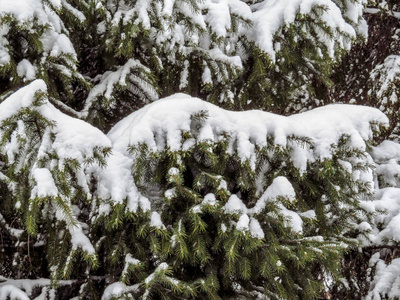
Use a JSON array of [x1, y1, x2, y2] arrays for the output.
[[330, 0, 400, 139], [0, 0, 400, 299]]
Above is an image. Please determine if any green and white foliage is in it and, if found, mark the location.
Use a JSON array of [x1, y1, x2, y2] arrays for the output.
[[368, 55, 400, 139], [0, 80, 111, 282], [323, 4, 400, 297], [233, 0, 368, 113], [0, 0, 370, 129], [332, 139, 400, 299], [99, 94, 387, 299], [330, 0, 400, 137], [0, 83, 390, 298], [0, 0, 87, 105], [79, 0, 369, 118], [354, 141, 400, 300], [63, 0, 251, 128], [1, 0, 400, 299]]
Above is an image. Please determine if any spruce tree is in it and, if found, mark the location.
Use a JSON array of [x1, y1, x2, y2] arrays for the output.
[[0, 0, 399, 299]]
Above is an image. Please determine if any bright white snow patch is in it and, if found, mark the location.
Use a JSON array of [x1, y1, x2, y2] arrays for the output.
[[203, 193, 217, 206], [101, 282, 140, 300], [372, 140, 400, 163], [69, 224, 95, 254], [249, 217, 264, 239], [0, 284, 30, 300], [249, 176, 296, 214], [16, 59, 36, 81], [150, 212, 166, 229], [236, 214, 250, 231], [31, 168, 58, 198], [223, 194, 247, 214], [290, 104, 388, 159]]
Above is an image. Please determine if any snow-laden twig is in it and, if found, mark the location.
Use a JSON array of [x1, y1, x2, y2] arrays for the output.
[[364, 8, 400, 19]]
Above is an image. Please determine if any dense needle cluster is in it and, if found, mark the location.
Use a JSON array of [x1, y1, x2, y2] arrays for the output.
[[1, 0, 400, 299]]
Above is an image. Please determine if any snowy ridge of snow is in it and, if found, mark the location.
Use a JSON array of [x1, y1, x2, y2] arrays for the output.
[[110, 93, 387, 166], [108, 93, 306, 162], [290, 104, 388, 159]]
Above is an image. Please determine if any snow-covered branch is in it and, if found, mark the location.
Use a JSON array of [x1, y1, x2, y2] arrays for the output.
[[364, 8, 400, 19]]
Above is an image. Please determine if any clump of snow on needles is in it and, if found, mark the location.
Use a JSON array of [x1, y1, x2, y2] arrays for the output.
[[290, 104, 388, 159], [101, 282, 140, 300], [0, 285, 29, 300], [247, 0, 366, 61], [31, 168, 58, 198], [0, 0, 77, 80], [0, 0, 47, 22], [109, 92, 387, 175], [0, 80, 111, 163]]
